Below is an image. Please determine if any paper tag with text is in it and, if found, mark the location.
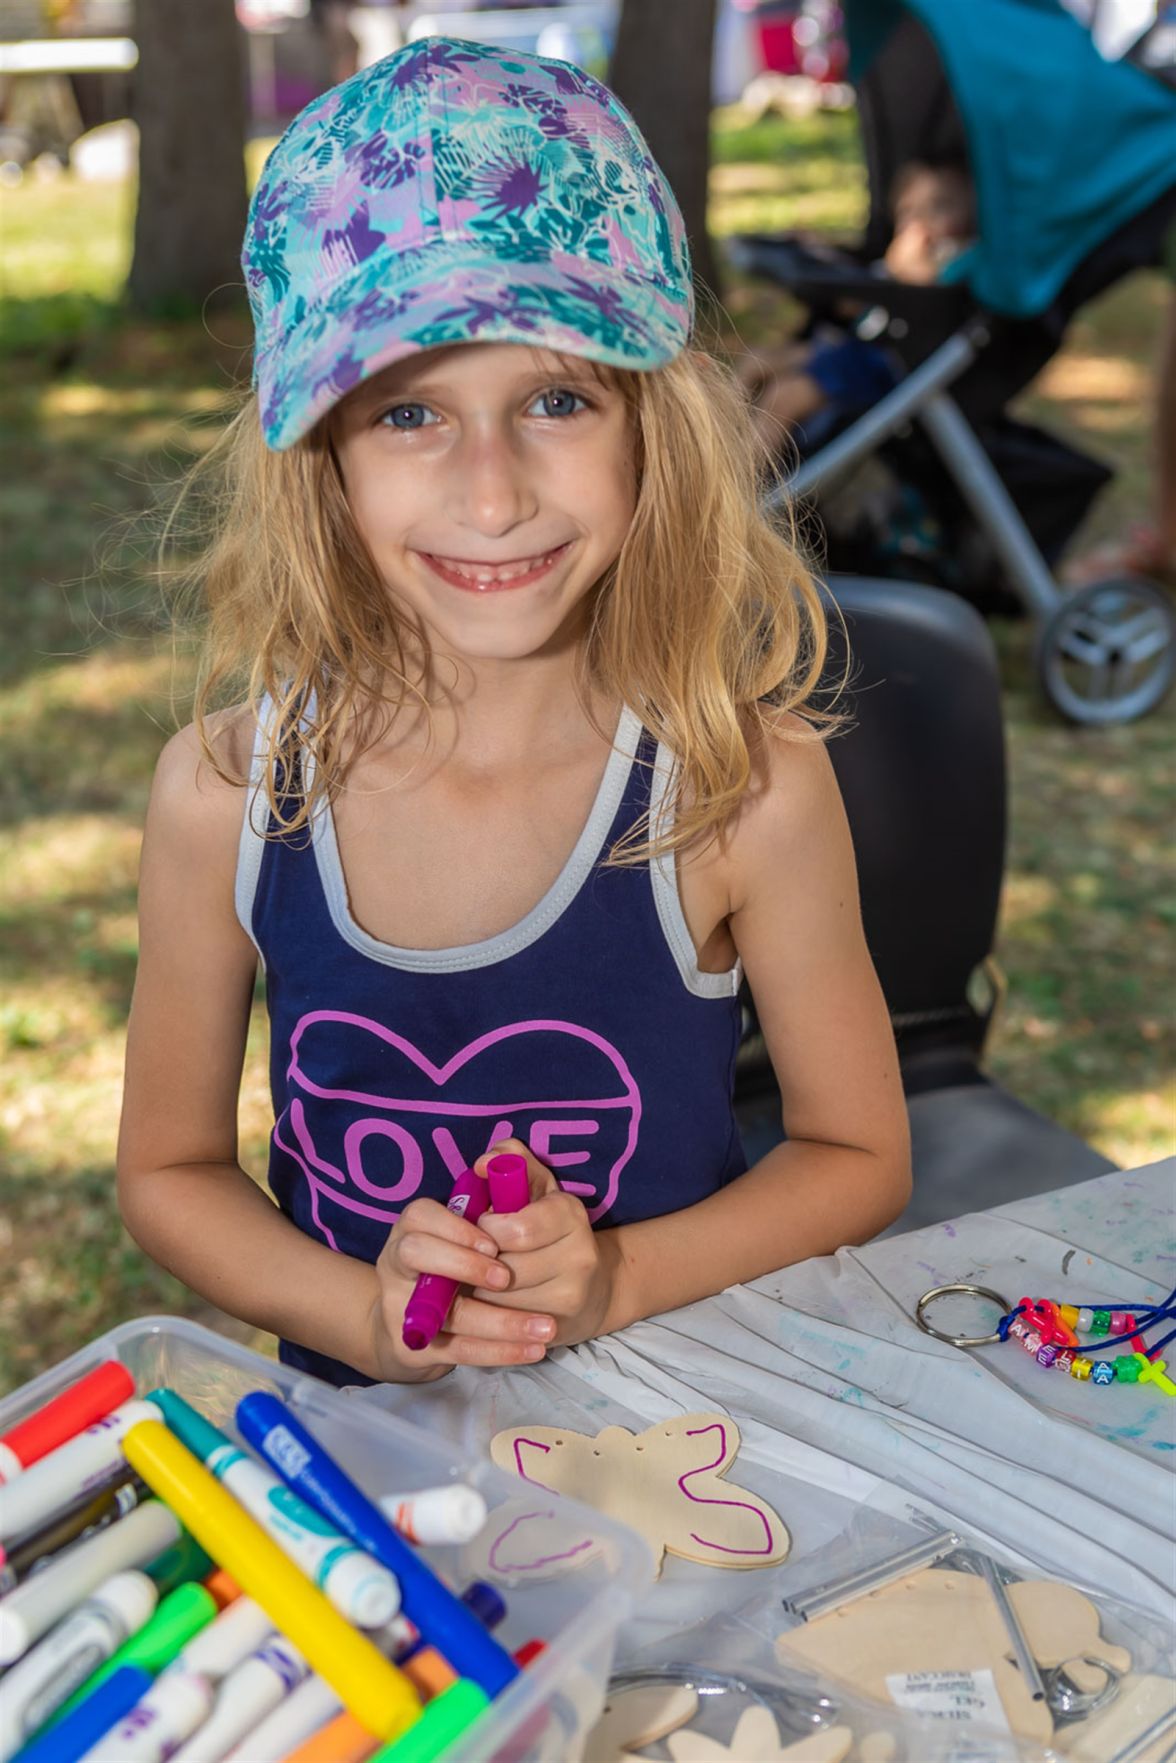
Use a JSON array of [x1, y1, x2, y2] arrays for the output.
[[885, 1669, 1015, 1759]]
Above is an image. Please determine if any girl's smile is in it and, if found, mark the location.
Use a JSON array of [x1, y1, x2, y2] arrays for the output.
[[416, 539, 574, 592], [331, 342, 635, 663]]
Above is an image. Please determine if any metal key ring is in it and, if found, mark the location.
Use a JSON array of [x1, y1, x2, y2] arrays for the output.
[[1045, 1655, 1125, 1723], [915, 1283, 1012, 1347]]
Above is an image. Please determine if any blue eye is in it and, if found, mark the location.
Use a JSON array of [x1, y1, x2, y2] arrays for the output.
[[380, 403, 436, 430], [531, 388, 587, 418]]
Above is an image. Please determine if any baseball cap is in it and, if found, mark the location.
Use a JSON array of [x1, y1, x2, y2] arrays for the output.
[[244, 36, 694, 450]]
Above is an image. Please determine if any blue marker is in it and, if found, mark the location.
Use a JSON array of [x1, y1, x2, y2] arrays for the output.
[[13, 1664, 152, 1763], [235, 1394, 518, 1700]]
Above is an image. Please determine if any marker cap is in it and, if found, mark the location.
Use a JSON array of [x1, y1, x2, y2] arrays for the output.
[[401, 1298, 447, 1356], [149, 1389, 228, 1466], [324, 1548, 401, 1628], [460, 1579, 505, 1632], [377, 1485, 487, 1547], [486, 1153, 530, 1215], [0, 1362, 135, 1478], [92, 1568, 159, 1634]]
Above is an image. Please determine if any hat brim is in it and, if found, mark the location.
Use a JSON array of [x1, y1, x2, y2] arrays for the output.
[[255, 238, 692, 450]]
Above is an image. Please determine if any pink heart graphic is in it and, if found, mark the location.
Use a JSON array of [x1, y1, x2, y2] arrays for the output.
[[272, 1010, 642, 1250]]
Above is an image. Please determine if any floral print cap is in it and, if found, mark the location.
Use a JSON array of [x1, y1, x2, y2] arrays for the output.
[[244, 36, 694, 450]]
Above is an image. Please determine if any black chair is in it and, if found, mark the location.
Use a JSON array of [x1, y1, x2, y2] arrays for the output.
[[734, 576, 1115, 1233]]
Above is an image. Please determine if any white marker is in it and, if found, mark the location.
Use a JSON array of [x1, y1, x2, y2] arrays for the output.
[[78, 1671, 216, 1763], [376, 1484, 487, 1546], [0, 1570, 157, 1761], [0, 1498, 178, 1665], [161, 1596, 275, 1683], [220, 1611, 426, 1763], [222, 1672, 342, 1762], [0, 1400, 163, 1544], [168, 1636, 309, 1763]]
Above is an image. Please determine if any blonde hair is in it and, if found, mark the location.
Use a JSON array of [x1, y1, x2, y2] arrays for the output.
[[171, 346, 835, 863]]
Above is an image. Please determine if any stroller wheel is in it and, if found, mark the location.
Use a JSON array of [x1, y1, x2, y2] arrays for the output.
[[1037, 577, 1176, 725]]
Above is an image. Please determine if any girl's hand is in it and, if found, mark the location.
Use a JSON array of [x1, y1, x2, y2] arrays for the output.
[[369, 1194, 557, 1382], [472, 1140, 625, 1346]]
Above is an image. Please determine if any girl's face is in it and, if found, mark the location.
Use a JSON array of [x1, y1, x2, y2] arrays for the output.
[[331, 342, 637, 667]]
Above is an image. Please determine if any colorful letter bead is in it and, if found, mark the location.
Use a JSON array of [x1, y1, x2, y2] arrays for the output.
[[1055, 1350, 1075, 1375], [1071, 1356, 1093, 1380], [1009, 1316, 1028, 1340], [1091, 1310, 1111, 1335], [1023, 1331, 1043, 1355], [1037, 1343, 1059, 1367], [1090, 1360, 1115, 1385], [1077, 1308, 1094, 1332], [1059, 1305, 1079, 1329], [1115, 1355, 1141, 1383]]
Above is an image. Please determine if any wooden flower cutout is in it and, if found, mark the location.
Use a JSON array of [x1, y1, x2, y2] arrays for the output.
[[586, 1684, 699, 1760], [489, 1411, 790, 1576], [666, 1708, 854, 1761]]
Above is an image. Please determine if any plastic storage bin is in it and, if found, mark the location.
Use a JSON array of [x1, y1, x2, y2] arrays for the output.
[[0, 1317, 651, 1761]]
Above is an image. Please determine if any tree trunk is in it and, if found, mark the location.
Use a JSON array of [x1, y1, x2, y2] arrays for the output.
[[129, 0, 249, 313], [609, 0, 720, 303]]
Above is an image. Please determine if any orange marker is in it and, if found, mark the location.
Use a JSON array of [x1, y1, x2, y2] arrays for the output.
[[402, 1647, 457, 1703], [203, 1569, 241, 1609], [281, 1711, 379, 1763]]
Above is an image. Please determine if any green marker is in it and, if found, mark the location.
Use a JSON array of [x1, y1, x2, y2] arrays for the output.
[[144, 1527, 215, 1595], [368, 1681, 490, 1762], [49, 1581, 217, 1725]]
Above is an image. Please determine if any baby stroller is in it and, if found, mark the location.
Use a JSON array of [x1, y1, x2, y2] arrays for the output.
[[729, 0, 1176, 724]]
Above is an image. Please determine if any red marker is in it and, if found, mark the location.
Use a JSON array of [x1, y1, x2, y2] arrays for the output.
[[0, 1361, 134, 1484]]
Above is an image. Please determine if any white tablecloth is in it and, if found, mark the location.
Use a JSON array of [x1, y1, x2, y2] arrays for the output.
[[360, 1159, 1176, 1620]]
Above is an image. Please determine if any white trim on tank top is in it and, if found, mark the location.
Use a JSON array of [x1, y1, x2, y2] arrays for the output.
[[234, 696, 741, 996]]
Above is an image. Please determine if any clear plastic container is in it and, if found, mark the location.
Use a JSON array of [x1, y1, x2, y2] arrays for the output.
[[0, 1317, 652, 1761]]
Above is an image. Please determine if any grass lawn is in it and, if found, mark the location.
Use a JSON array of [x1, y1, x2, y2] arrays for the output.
[[0, 109, 1172, 1393]]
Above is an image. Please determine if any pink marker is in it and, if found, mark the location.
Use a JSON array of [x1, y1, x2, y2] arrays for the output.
[[401, 1156, 531, 1352], [401, 1169, 493, 1352], [486, 1152, 530, 1214]]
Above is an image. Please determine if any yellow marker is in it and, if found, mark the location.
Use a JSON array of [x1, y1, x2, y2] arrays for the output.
[[123, 1420, 421, 1743]]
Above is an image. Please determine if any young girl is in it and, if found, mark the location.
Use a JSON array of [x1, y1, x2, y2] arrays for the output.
[[117, 37, 910, 1390]]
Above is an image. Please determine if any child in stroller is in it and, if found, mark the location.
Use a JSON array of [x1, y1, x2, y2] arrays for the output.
[[727, 0, 1176, 724], [737, 156, 975, 450]]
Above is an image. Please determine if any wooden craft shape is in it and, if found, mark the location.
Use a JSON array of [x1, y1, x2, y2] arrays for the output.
[[461, 1494, 605, 1584], [856, 1735, 898, 1762], [490, 1412, 790, 1577], [1053, 1673, 1176, 1762], [1006, 1577, 1132, 1694], [666, 1709, 853, 1762], [777, 1568, 1056, 1745], [585, 1684, 699, 1760]]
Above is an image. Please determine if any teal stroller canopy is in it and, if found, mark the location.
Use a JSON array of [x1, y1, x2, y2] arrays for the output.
[[843, 0, 1176, 317]]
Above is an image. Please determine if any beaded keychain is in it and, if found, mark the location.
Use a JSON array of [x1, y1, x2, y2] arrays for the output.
[[915, 1281, 1176, 1394]]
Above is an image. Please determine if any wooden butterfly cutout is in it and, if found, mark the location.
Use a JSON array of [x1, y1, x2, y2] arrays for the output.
[[489, 1411, 790, 1577]]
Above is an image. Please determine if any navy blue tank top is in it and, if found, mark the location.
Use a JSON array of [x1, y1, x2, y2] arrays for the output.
[[236, 705, 747, 1385]]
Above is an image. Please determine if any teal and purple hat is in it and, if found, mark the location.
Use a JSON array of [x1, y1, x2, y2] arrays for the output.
[[244, 37, 694, 451]]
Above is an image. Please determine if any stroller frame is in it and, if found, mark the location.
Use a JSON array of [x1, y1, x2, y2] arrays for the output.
[[763, 317, 1176, 723], [741, 0, 1176, 724]]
